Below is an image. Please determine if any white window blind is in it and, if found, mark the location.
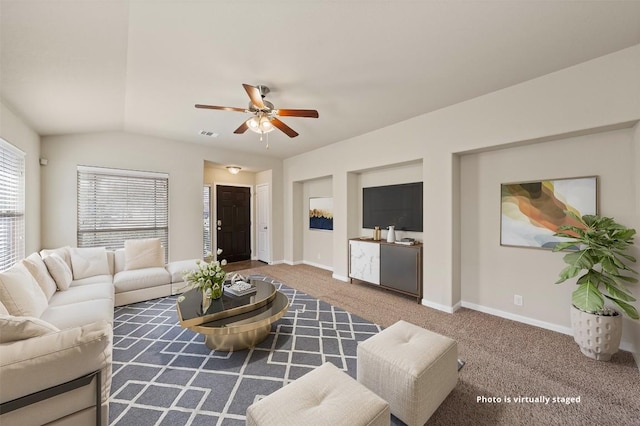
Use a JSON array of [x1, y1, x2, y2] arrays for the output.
[[203, 185, 211, 257], [0, 139, 25, 272], [77, 166, 169, 259]]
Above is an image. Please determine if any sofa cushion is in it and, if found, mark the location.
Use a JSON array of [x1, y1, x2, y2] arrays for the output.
[[124, 238, 164, 271], [43, 253, 73, 290], [0, 320, 112, 408], [40, 246, 72, 270], [69, 247, 110, 280], [0, 300, 8, 315], [0, 263, 49, 317], [114, 267, 171, 293], [166, 259, 200, 283], [0, 315, 60, 343], [72, 274, 113, 287], [22, 252, 58, 300], [48, 282, 114, 307], [40, 298, 114, 329]]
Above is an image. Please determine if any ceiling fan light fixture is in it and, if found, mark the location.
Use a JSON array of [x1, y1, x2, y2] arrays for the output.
[[259, 116, 274, 132], [247, 114, 274, 134], [226, 166, 242, 175], [197, 83, 318, 143], [247, 116, 259, 130]]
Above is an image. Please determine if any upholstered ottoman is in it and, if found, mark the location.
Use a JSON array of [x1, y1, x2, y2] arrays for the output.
[[246, 362, 390, 426], [357, 320, 458, 426]]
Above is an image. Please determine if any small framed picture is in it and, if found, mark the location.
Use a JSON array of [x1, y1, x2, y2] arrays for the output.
[[309, 197, 333, 231]]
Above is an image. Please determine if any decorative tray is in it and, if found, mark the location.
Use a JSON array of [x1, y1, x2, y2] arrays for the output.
[[225, 281, 258, 296]]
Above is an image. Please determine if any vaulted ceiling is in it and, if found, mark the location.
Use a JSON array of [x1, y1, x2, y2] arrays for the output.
[[2, 1, 639, 159]]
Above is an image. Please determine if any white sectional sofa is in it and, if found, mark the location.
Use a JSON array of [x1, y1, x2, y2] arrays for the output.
[[0, 238, 198, 425]]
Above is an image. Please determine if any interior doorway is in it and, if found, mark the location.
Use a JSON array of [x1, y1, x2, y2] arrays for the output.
[[256, 183, 271, 263], [216, 185, 251, 263]]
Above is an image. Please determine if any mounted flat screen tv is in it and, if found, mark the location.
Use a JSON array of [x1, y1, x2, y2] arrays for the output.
[[362, 182, 423, 231]]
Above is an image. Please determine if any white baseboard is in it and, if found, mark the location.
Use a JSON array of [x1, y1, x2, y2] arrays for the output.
[[461, 301, 636, 355], [298, 260, 349, 282], [302, 260, 332, 271], [462, 301, 573, 335], [332, 273, 349, 282], [421, 299, 460, 314]]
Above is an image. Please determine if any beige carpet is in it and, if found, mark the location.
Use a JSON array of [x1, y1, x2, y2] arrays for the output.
[[236, 263, 640, 426]]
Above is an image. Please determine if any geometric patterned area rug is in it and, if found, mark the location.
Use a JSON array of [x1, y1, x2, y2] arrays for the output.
[[109, 275, 384, 425]]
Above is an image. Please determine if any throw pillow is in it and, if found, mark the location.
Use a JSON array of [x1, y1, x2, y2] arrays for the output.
[[43, 253, 73, 291], [0, 300, 9, 316], [22, 252, 58, 300], [124, 238, 164, 270], [0, 315, 60, 343], [69, 247, 110, 280], [0, 263, 49, 317], [40, 246, 72, 270]]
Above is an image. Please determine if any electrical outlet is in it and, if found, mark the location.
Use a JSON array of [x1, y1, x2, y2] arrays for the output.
[[514, 295, 523, 306]]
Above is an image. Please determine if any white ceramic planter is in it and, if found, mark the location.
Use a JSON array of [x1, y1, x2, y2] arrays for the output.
[[570, 305, 622, 361]]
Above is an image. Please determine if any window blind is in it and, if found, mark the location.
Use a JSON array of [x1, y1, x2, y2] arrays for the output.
[[203, 185, 211, 257], [0, 139, 25, 272], [77, 166, 169, 259]]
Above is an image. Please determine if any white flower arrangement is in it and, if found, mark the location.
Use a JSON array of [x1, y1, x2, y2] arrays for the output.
[[181, 248, 227, 300]]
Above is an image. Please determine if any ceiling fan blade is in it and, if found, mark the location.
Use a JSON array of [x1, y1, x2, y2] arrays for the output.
[[276, 109, 319, 118], [195, 104, 246, 112], [234, 121, 249, 134], [242, 84, 265, 109], [271, 118, 299, 138]]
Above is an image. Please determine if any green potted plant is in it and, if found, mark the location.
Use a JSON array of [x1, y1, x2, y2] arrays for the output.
[[553, 211, 638, 360]]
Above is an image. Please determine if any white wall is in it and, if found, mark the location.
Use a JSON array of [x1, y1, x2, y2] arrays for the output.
[[460, 127, 639, 351], [302, 176, 333, 270], [40, 131, 283, 262], [283, 44, 640, 349], [0, 101, 41, 254]]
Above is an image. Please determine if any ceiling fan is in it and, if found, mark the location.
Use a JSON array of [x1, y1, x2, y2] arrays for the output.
[[195, 84, 319, 142]]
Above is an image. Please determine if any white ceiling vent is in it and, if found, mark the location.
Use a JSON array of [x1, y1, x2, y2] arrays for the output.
[[199, 130, 219, 137]]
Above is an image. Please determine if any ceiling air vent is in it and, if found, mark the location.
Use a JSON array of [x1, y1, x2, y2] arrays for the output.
[[199, 130, 219, 137]]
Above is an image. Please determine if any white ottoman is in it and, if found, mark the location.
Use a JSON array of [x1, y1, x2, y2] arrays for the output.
[[357, 320, 458, 426], [246, 362, 390, 426]]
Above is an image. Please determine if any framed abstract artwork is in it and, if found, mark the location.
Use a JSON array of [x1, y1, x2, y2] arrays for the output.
[[309, 197, 333, 231], [500, 176, 597, 249]]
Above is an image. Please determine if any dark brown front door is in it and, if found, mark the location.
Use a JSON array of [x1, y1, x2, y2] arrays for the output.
[[216, 185, 251, 263]]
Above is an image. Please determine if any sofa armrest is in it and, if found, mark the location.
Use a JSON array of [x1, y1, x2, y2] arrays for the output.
[[166, 259, 200, 284], [0, 320, 112, 404]]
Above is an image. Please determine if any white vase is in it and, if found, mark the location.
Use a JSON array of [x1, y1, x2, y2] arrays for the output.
[[570, 305, 622, 361], [387, 225, 395, 243]]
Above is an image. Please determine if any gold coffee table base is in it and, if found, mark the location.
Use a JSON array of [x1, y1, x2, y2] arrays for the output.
[[178, 281, 289, 352], [203, 323, 272, 351]]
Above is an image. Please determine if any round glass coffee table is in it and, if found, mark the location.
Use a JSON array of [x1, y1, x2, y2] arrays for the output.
[[176, 277, 289, 351]]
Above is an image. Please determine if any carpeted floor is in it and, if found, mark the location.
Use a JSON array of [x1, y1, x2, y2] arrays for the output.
[[233, 264, 640, 426]]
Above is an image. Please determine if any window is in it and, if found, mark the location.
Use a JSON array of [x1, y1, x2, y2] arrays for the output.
[[203, 185, 211, 257], [0, 138, 25, 272], [77, 166, 169, 259]]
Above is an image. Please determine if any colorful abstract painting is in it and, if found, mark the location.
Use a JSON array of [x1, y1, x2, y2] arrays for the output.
[[501, 176, 597, 249], [309, 197, 333, 230]]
